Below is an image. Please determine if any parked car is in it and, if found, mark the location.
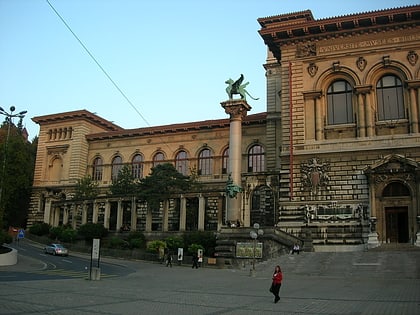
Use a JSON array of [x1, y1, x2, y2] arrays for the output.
[[44, 243, 69, 256]]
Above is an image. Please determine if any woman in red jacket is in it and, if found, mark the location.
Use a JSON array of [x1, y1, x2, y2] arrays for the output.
[[270, 265, 283, 303]]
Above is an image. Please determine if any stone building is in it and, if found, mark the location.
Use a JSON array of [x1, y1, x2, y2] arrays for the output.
[[258, 5, 420, 249], [28, 5, 420, 251]]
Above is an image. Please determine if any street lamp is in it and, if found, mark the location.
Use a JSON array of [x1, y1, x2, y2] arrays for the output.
[[250, 222, 264, 276], [0, 106, 27, 229]]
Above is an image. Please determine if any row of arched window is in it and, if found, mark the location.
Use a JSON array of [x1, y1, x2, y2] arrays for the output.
[[327, 74, 405, 125], [92, 144, 266, 182]]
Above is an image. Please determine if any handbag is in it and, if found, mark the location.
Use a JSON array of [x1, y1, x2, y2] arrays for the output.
[[269, 282, 274, 293]]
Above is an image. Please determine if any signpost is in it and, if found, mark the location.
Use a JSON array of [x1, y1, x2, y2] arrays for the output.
[[90, 238, 101, 280]]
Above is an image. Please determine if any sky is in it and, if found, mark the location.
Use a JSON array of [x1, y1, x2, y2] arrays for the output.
[[0, 0, 418, 140]]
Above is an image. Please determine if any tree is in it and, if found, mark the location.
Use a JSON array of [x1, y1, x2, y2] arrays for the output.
[[109, 165, 138, 196], [72, 175, 99, 201], [0, 123, 36, 229], [136, 163, 193, 211]]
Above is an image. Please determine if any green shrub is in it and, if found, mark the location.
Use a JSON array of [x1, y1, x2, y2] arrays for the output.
[[188, 243, 204, 255], [78, 223, 108, 241], [59, 228, 78, 243], [183, 231, 216, 256], [108, 237, 129, 249], [49, 226, 65, 240], [0, 230, 12, 244], [146, 240, 166, 253], [128, 238, 145, 249], [164, 236, 184, 251], [29, 222, 51, 236]]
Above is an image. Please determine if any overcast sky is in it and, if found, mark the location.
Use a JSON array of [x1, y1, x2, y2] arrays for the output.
[[0, 0, 418, 140]]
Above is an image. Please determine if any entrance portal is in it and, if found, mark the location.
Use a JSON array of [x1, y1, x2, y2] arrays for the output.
[[385, 207, 409, 243]]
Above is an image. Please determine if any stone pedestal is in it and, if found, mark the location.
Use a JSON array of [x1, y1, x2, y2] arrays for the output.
[[367, 232, 380, 249], [221, 99, 251, 223], [416, 232, 420, 247]]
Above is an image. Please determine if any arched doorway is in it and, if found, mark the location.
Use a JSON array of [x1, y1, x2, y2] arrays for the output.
[[382, 182, 410, 243], [250, 185, 275, 227]]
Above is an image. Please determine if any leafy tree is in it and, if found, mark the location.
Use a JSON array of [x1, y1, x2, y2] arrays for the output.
[[137, 163, 193, 211], [72, 175, 99, 201], [109, 165, 138, 196], [0, 122, 36, 229], [78, 223, 108, 241]]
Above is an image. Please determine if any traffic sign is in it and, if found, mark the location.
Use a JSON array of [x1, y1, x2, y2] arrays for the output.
[[17, 229, 25, 239]]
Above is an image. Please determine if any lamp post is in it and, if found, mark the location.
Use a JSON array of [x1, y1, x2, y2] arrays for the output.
[[0, 106, 27, 229], [250, 222, 264, 277]]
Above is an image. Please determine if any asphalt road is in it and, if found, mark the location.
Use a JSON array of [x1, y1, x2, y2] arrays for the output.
[[0, 239, 136, 281]]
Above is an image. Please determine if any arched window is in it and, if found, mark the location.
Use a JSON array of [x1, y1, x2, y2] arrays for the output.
[[198, 148, 212, 175], [92, 157, 103, 181], [222, 147, 229, 175], [132, 154, 144, 179], [327, 80, 354, 125], [382, 182, 410, 197], [248, 145, 265, 173], [175, 150, 189, 175], [111, 156, 123, 182], [376, 75, 405, 121], [153, 152, 165, 167]]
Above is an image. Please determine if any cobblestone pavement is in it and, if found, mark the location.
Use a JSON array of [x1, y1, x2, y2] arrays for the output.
[[0, 247, 419, 315]]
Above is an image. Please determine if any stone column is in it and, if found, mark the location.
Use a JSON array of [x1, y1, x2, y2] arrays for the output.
[[44, 199, 52, 224], [116, 199, 123, 231], [179, 195, 186, 231], [221, 99, 251, 223], [198, 194, 205, 231], [409, 86, 419, 133], [130, 197, 137, 231], [162, 199, 169, 232], [104, 200, 110, 229], [92, 201, 99, 224], [63, 205, 69, 225], [81, 203, 87, 225]]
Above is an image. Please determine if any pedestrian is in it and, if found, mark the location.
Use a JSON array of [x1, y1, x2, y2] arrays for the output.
[[166, 253, 172, 267], [192, 253, 199, 269], [291, 243, 300, 254], [269, 265, 283, 303]]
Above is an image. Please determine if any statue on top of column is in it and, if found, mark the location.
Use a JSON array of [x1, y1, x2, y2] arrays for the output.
[[225, 74, 259, 101]]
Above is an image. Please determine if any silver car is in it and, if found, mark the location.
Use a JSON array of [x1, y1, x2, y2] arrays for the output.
[[44, 243, 69, 256]]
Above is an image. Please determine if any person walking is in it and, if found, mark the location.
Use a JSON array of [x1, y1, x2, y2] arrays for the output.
[[270, 265, 283, 303], [192, 253, 199, 269], [166, 253, 173, 267]]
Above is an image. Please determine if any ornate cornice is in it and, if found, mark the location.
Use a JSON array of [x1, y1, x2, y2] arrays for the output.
[[258, 5, 420, 60]]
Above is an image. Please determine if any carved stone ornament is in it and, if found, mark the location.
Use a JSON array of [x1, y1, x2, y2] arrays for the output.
[[307, 63, 318, 77], [296, 43, 316, 58], [356, 57, 367, 71], [301, 157, 330, 195], [407, 50, 418, 66]]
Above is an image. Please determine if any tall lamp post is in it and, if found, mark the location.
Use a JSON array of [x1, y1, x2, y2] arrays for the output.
[[250, 222, 264, 277], [0, 106, 27, 229]]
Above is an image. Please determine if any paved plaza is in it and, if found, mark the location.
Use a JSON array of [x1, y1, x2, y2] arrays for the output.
[[1, 246, 419, 315]]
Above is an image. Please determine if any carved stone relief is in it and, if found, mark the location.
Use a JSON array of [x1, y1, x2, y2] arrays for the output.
[[301, 157, 330, 195], [356, 57, 367, 71], [296, 43, 316, 58], [407, 50, 418, 66], [307, 63, 318, 77]]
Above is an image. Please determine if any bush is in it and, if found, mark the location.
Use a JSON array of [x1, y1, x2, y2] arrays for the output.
[[49, 226, 65, 240], [183, 231, 216, 256], [188, 243, 204, 255], [146, 240, 166, 253], [59, 228, 78, 243], [78, 223, 108, 241], [108, 237, 129, 249], [29, 222, 51, 236], [164, 236, 184, 251], [128, 238, 145, 249], [0, 230, 12, 244]]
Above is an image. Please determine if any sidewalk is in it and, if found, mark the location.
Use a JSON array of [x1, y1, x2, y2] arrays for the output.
[[1, 246, 419, 314]]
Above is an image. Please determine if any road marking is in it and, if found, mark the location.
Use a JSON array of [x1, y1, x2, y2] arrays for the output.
[[352, 262, 381, 266]]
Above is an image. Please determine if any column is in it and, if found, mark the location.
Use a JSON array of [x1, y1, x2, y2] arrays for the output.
[[44, 199, 52, 224], [145, 209, 152, 232], [357, 93, 366, 137], [71, 205, 77, 229], [179, 195, 186, 231], [104, 200, 110, 229], [130, 197, 137, 231], [81, 203, 87, 225], [315, 97, 323, 140], [116, 199, 123, 231], [409, 87, 419, 133], [92, 201, 99, 224], [198, 194, 205, 231], [221, 99, 251, 223], [162, 199, 169, 232], [63, 205, 69, 225]]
